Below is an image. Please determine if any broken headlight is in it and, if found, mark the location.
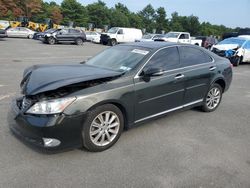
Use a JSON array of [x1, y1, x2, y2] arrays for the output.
[[26, 97, 76, 114]]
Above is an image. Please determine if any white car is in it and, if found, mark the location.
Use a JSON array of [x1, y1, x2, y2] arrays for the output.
[[136, 34, 165, 42], [211, 36, 250, 66], [159, 32, 202, 46], [6, 27, 36, 39], [85, 31, 101, 43]]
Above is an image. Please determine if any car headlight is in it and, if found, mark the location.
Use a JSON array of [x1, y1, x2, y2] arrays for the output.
[[26, 97, 76, 114]]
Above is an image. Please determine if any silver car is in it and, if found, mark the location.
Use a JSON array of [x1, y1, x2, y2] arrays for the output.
[[6, 27, 36, 39]]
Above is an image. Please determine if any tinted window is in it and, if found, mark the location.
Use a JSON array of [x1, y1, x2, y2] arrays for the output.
[[179, 46, 212, 66], [144, 47, 180, 70], [118, 29, 123, 34], [69, 29, 80, 33], [179, 34, 189, 39]]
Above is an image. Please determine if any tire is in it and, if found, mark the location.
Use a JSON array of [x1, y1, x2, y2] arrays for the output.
[[48, 37, 56, 45], [82, 104, 124, 152], [75, 38, 84, 45], [201, 83, 223, 112], [28, 34, 33, 39], [108, 39, 117, 46], [232, 56, 242, 67]]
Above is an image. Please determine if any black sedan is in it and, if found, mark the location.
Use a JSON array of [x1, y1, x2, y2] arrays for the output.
[[9, 42, 232, 152]]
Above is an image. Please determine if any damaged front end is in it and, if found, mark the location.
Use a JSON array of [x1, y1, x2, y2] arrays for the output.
[[10, 64, 122, 150], [212, 46, 243, 65]]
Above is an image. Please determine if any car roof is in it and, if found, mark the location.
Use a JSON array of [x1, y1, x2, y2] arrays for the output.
[[120, 41, 191, 50]]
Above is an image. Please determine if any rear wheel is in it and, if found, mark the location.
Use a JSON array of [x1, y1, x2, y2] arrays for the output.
[[48, 37, 56, 45], [82, 104, 124, 152], [76, 38, 84, 45], [201, 83, 222, 112]]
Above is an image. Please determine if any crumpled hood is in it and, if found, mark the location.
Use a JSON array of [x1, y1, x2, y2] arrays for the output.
[[21, 64, 122, 95], [213, 44, 239, 51]]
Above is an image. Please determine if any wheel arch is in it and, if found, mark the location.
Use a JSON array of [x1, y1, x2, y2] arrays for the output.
[[87, 100, 129, 129], [212, 77, 226, 92]]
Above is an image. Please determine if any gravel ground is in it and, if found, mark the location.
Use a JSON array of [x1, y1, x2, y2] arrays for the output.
[[0, 38, 250, 188]]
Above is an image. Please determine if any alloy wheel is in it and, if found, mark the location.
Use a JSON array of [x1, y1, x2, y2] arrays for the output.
[[89, 111, 120, 146], [206, 87, 221, 110]]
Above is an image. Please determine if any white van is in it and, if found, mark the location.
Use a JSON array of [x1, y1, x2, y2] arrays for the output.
[[100, 27, 143, 46]]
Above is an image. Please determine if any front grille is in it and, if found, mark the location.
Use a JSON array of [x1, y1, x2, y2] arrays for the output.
[[100, 34, 110, 43], [21, 97, 32, 112]]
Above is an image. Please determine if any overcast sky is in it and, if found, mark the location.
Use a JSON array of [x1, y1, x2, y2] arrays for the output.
[[45, 0, 250, 28]]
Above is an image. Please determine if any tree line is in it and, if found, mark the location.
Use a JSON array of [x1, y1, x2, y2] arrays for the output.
[[0, 0, 240, 36]]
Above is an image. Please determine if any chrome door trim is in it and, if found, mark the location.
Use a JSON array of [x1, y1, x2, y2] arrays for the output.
[[134, 99, 203, 123]]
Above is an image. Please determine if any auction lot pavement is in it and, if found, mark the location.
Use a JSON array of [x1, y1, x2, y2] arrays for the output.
[[0, 38, 250, 188]]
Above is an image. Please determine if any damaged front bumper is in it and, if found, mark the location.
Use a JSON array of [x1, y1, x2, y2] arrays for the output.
[[8, 97, 85, 152]]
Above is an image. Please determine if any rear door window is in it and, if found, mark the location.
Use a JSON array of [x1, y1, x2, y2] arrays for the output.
[[179, 46, 212, 66]]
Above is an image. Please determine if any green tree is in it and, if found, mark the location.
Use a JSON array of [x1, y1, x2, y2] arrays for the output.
[[139, 4, 156, 33], [129, 13, 143, 29], [155, 7, 168, 33], [87, 0, 110, 28], [115, 3, 130, 16], [110, 8, 129, 27], [169, 12, 184, 31], [61, 0, 88, 27]]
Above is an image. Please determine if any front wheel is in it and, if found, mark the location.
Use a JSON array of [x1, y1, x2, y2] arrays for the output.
[[82, 104, 124, 152], [28, 34, 33, 39], [108, 39, 117, 46], [232, 56, 242, 67], [48, 37, 56, 45], [201, 83, 222, 112]]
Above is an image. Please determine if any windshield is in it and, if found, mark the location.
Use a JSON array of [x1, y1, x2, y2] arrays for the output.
[[218, 38, 246, 46], [142, 34, 153, 39], [107, 27, 118, 34], [166, 32, 179, 38], [86, 46, 150, 72]]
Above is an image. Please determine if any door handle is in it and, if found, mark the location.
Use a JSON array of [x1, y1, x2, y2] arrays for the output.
[[175, 74, 185, 79], [209, 66, 216, 71]]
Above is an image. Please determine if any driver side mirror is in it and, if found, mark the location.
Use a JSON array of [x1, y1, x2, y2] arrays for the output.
[[140, 67, 164, 82]]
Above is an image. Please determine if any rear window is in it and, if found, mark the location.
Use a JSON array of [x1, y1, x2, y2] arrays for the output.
[[179, 46, 212, 66]]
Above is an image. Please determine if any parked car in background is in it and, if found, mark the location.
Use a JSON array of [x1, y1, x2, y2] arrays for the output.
[[85, 31, 101, 43], [136, 34, 165, 42], [0, 29, 7, 38], [100, 27, 142, 46], [43, 28, 86, 45], [155, 32, 202, 46], [211, 36, 250, 66], [33, 28, 56, 40], [6, 27, 36, 39], [195, 36, 218, 49], [10, 42, 232, 152]]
